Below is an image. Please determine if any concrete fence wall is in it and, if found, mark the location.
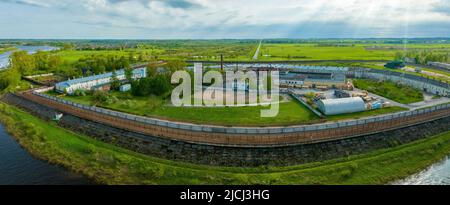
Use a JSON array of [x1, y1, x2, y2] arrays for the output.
[[32, 91, 450, 135], [349, 68, 450, 96]]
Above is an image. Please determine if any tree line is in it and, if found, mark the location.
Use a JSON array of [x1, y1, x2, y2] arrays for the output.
[[1, 50, 61, 92], [395, 50, 450, 64], [0, 47, 186, 98]]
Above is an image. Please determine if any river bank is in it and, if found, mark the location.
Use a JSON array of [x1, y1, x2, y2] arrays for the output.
[[0, 45, 58, 69], [0, 124, 92, 185], [394, 156, 450, 185], [1, 101, 450, 185]]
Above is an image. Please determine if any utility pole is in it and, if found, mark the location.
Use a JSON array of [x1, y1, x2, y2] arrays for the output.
[[221, 54, 224, 72]]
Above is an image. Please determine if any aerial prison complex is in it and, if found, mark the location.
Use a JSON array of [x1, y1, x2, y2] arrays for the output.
[[2, 62, 449, 166]]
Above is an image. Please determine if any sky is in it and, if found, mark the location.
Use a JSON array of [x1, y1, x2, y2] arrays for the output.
[[0, 0, 449, 39]]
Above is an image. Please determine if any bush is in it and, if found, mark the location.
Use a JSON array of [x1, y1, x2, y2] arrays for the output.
[[93, 91, 118, 105], [0, 68, 21, 92], [131, 74, 172, 97], [73, 89, 87, 96], [122, 100, 136, 109]]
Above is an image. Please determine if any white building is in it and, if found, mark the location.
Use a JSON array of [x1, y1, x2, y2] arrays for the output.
[[317, 97, 366, 115], [55, 67, 147, 94]]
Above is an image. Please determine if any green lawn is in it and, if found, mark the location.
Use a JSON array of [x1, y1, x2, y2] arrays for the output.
[[2, 102, 450, 185], [46, 89, 410, 126], [353, 79, 424, 104], [148, 100, 320, 126], [47, 91, 321, 126]]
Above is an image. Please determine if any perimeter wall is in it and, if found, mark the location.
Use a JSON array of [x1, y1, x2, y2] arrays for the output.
[[2, 67, 450, 166]]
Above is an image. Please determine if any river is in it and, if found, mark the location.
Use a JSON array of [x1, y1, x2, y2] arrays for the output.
[[393, 156, 450, 185], [0, 45, 58, 69], [0, 124, 92, 185]]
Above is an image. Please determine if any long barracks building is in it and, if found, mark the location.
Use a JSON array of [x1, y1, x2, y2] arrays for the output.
[[55, 67, 147, 94]]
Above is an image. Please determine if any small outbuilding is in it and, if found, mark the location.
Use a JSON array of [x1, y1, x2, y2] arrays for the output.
[[120, 84, 132, 92], [317, 97, 366, 115]]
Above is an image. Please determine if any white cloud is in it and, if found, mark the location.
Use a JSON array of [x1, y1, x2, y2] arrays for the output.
[[1, 0, 449, 38]]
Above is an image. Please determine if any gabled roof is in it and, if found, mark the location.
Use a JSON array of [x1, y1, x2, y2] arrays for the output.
[[56, 67, 146, 88]]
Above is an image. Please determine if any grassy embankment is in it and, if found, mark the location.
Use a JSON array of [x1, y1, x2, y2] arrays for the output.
[[353, 79, 424, 104], [1, 102, 450, 185], [0, 47, 17, 54]]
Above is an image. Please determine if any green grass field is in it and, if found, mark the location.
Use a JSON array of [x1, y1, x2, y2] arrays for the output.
[[148, 100, 320, 126], [45, 89, 408, 126], [47, 91, 321, 126], [0, 47, 17, 54], [52, 42, 450, 64], [2, 102, 450, 185], [52, 42, 450, 63], [55, 41, 258, 63], [353, 79, 424, 104], [258, 44, 397, 61], [35, 41, 450, 86], [56, 48, 165, 64], [297, 61, 449, 83], [258, 43, 450, 61]]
